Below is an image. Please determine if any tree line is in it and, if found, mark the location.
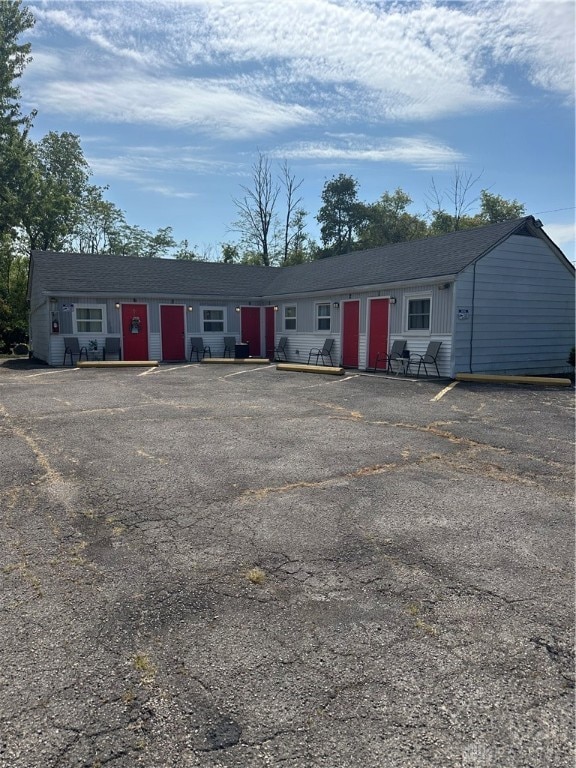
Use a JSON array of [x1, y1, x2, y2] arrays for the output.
[[230, 158, 525, 266], [0, 0, 525, 351]]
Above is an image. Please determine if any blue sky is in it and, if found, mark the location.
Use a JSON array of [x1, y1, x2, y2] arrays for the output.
[[25, 0, 575, 261]]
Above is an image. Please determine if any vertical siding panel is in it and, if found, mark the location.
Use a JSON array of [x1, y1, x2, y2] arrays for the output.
[[455, 236, 575, 375]]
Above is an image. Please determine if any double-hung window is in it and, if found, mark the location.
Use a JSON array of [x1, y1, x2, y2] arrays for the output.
[[202, 307, 225, 333], [75, 305, 105, 334], [284, 306, 296, 331], [316, 303, 331, 332], [406, 296, 431, 332]]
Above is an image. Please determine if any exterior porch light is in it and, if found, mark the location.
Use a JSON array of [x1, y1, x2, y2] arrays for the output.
[[273, 306, 279, 311], [235, 306, 241, 312], [389, 297, 397, 304], [187, 305, 193, 311], [115, 302, 121, 309], [333, 302, 340, 309]]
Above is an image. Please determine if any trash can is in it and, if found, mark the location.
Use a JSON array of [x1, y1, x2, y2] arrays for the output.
[[235, 343, 249, 358]]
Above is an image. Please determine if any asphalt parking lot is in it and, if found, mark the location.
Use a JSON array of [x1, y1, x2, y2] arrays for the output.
[[0, 359, 574, 768]]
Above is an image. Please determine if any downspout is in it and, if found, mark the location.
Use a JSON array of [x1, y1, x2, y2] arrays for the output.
[[469, 262, 476, 373]]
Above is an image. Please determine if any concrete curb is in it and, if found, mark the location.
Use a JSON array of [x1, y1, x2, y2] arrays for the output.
[[201, 358, 272, 365], [455, 373, 572, 386]]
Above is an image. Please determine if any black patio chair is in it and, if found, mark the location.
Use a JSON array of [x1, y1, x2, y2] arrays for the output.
[[103, 337, 121, 361], [273, 336, 288, 361], [223, 336, 236, 358], [406, 340, 442, 377], [373, 339, 406, 373], [307, 338, 334, 366], [63, 337, 88, 366], [189, 337, 211, 362]]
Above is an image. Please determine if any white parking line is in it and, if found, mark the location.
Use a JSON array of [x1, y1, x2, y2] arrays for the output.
[[139, 364, 197, 375], [301, 374, 361, 389], [431, 381, 459, 401], [26, 368, 80, 378], [220, 365, 275, 379]]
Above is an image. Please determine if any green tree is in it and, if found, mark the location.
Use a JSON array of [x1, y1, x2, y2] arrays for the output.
[[0, 0, 34, 131], [64, 184, 126, 254], [0, 1, 35, 349], [221, 242, 239, 263], [479, 190, 525, 223], [0, 231, 29, 349], [316, 173, 367, 256], [358, 188, 427, 248], [22, 131, 90, 250], [283, 208, 313, 265], [174, 239, 198, 260], [0, 0, 35, 238]]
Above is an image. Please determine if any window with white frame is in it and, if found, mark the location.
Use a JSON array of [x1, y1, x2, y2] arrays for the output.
[[284, 305, 296, 331], [74, 305, 106, 334], [202, 307, 225, 333], [406, 296, 431, 331], [316, 303, 331, 332]]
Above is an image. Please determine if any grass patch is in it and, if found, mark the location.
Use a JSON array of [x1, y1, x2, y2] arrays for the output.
[[246, 567, 266, 585], [133, 652, 156, 683]]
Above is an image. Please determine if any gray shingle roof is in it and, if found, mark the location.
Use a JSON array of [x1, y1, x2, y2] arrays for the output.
[[31, 217, 541, 299], [264, 217, 535, 296], [30, 251, 278, 297]]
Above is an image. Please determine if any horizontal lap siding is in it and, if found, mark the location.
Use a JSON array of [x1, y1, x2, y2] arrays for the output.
[[385, 335, 452, 376], [453, 235, 575, 375], [276, 334, 340, 366]]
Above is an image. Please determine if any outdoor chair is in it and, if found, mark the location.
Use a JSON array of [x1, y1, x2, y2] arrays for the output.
[[63, 337, 88, 366], [273, 336, 288, 361], [406, 340, 442, 378], [189, 337, 211, 362], [223, 336, 236, 358], [307, 338, 334, 366], [373, 339, 406, 373], [103, 337, 121, 361]]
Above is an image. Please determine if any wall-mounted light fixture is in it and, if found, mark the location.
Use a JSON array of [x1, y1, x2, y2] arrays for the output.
[[187, 305, 193, 312], [235, 306, 241, 312], [389, 297, 397, 304], [114, 302, 121, 309], [333, 302, 340, 309], [273, 306, 279, 312]]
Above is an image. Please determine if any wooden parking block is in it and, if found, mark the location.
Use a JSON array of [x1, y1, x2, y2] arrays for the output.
[[77, 361, 159, 368], [276, 363, 345, 375]]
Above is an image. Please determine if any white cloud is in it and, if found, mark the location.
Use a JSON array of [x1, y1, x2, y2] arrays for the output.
[[489, 0, 575, 99], [28, 0, 574, 137], [87, 145, 235, 183], [544, 221, 576, 252], [32, 74, 316, 137], [142, 185, 198, 199], [272, 135, 466, 171]]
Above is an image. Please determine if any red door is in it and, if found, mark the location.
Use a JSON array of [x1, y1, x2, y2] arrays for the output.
[[367, 298, 389, 369], [265, 307, 275, 359], [342, 300, 359, 368], [121, 304, 149, 361], [240, 307, 261, 357], [161, 305, 185, 361]]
